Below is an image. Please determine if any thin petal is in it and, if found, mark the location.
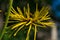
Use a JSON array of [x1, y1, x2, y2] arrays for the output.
[[11, 7, 19, 15], [11, 22, 26, 29], [14, 25, 24, 36], [39, 6, 50, 19], [39, 22, 54, 27], [26, 3, 30, 18], [34, 3, 39, 20], [26, 24, 32, 40], [34, 25, 37, 40], [40, 12, 49, 21], [17, 6, 23, 15]]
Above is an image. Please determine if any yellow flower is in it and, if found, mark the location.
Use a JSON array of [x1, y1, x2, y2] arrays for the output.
[[9, 3, 54, 40]]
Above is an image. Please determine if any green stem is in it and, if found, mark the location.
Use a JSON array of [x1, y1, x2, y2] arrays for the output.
[[0, 0, 13, 40]]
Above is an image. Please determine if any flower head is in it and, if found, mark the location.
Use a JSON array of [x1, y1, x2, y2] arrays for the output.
[[9, 3, 54, 40]]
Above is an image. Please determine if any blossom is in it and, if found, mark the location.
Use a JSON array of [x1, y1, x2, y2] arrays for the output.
[[9, 3, 54, 40]]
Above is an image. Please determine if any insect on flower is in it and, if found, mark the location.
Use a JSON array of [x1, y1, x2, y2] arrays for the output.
[[9, 3, 54, 40]]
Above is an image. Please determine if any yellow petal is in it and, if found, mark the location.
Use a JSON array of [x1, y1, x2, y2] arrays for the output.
[[40, 22, 54, 27], [34, 25, 37, 40], [11, 7, 19, 15], [26, 24, 32, 40], [39, 6, 50, 19], [14, 25, 24, 36], [11, 22, 26, 29], [26, 3, 30, 18], [34, 3, 39, 20], [17, 6, 23, 15]]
